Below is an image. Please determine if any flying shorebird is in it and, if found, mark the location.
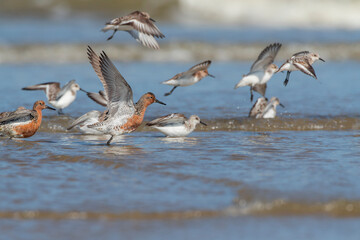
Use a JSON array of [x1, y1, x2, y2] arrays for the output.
[[234, 43, 282, 101], [22, 80, 85, 115], [162, 60, 215, 96], [102, 11, 165, 49], [79, 46, 166, 144], [146, 113, 206, 137], [0, 100, 55, 138], [277, 51, 325, 86]]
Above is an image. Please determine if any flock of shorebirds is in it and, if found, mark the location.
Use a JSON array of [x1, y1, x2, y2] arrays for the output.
[[0, 11, 325, 145]]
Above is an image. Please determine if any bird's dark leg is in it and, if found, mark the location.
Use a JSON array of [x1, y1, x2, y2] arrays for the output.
[[250, 87, 254, 102], [283, 71, 291, 86], [58, 109, 64, 115], [107, 30, 117, 41], [107, 135, 114, 145], [164, 86, 177, 96]]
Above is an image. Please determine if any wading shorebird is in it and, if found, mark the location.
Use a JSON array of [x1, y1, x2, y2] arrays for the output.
[[102, 11, 165, 49], [0, 106, 26, 119], [146, 113, 206, 137], [67, 110, 106, 135], [249, 97, 284, 119], [248, 97, 267, 118], [277, 51, 325, 86], [84, 46, 166, 145], [234, 43, 282, 101], [22, 80, 85, 115], [162, 60, 214, 96], [0, 100, 55, 138], [69, 90, 107, 134]]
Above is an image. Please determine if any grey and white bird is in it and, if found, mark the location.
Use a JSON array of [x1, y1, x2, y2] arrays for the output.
[[234, 43, 282, 101], [83, 90, 108, 107], [22, 80, 85, 114], [146, 113, 206, 137], [102, 11, 165, 49], [162, 60, 214, 96], [277, 51, 325, 86], [248, 97, 268, 118], [250, 97, 284, 118], [67, 110, 106, 135]]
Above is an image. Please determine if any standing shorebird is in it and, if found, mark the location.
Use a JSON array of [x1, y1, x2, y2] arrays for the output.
[[0, 106, 26, 119], [248, 97, 268, 118], [162, 60, 214, 96], [69, 90, 107, 134], [249, 97, 284, 119], [84, 46, 166, 145], [67, 110, 106, 135], [22, 80, 85, 115], [102, 11, 165, 49], [234, 43, 282, 101], [0, 100, 55, 138], [146, 113, 206, 137], [277, 51, 325, 86]]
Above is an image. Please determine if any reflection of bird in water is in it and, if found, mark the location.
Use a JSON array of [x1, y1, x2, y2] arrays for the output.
[[102, 140, 145, 156], [160, 136, 199, 145], [234, 43, 282, 101], [249, 97, 284, 119], [102, 11, 165, 49], [146, 113, 207, 137], [277, 51, 325, 86]]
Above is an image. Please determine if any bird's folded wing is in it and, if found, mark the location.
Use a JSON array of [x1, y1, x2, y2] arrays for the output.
[[146, 113, 186, 127]]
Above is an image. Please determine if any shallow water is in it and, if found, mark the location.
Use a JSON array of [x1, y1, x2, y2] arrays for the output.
[[1, 59, 360, 239], [1, 16, 360, 239]]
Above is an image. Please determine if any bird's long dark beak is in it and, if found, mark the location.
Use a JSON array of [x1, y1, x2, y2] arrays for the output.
[[150, 18, 156, 22], [319, 58, 325, 62], [45, 105, 56, 111], [279, 103, 285, 108], [80, 88, 88, 93], [155, 99, 166, 105], [208, 73, 215, 78], [200, 121, 207, 126]]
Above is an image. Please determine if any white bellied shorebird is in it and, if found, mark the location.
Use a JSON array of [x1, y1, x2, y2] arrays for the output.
[[146, 113, 206, 137], [249, 97, 284, 119], [234, 43, 282, 101], [277, 51, 325, 86], [22, 80, 85, 115], [102, 11, 165, 49], [162, 60, 214, 96]]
